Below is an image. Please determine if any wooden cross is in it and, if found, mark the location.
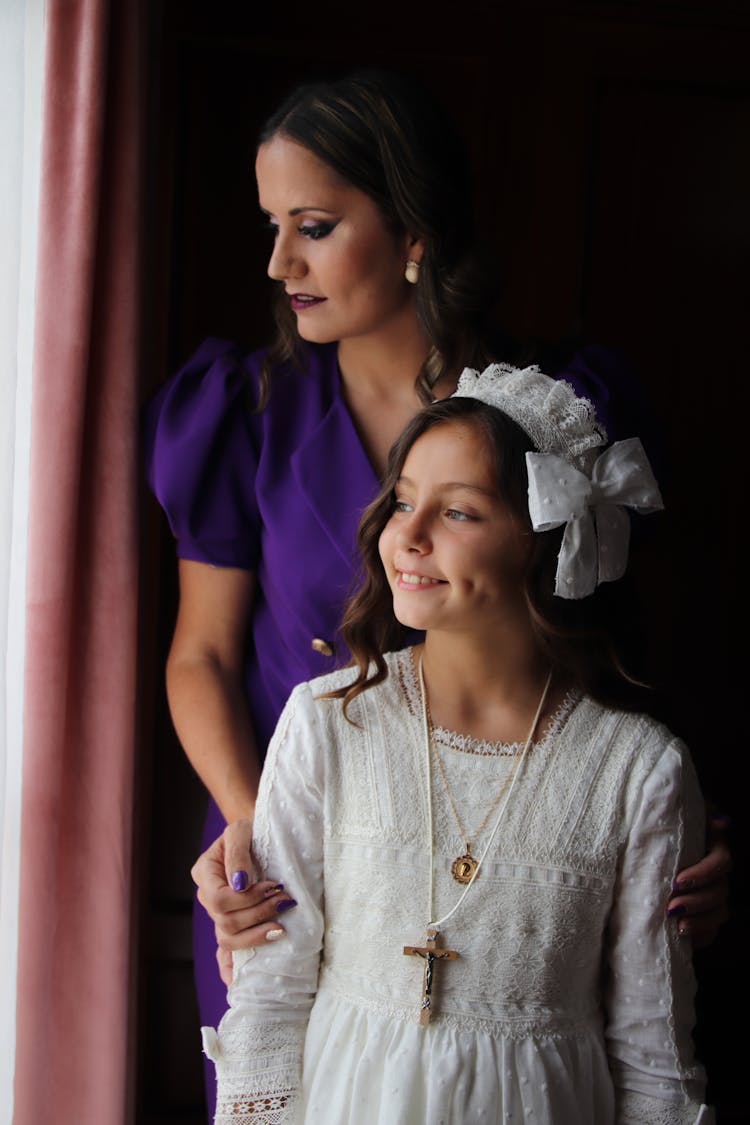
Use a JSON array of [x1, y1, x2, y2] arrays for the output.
[[403, 928, 459, 1026]]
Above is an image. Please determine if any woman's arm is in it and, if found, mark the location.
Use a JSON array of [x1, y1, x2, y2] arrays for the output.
[[169, 560, 295, 959], [166, 559, 261, 823], [192, 821, 296, 983], [666, 810, 732, 945]]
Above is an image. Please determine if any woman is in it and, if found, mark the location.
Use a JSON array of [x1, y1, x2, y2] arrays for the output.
[[144, 69, 730, 1118]]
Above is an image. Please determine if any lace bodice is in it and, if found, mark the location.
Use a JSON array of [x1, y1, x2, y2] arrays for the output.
[[204, 649, 712, 1124]]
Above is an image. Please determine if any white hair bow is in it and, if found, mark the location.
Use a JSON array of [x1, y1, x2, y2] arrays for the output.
[[526, 437, 664, 599]]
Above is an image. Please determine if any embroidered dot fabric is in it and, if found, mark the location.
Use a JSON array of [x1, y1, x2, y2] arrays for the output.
[[205, 648, 713, 1124]]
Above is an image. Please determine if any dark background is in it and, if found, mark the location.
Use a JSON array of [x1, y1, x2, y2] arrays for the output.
[[134, 2, 749, 1120]]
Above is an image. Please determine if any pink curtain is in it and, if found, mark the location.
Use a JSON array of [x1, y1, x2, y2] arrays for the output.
[[14, 1, 143, 1121]]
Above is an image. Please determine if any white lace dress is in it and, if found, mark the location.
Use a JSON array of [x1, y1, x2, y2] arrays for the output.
[[203, 649, 713, 1124]]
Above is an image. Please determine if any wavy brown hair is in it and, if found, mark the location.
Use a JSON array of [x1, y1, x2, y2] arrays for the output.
[[255, 69, 496, 408], [327, 398, 650, 718]]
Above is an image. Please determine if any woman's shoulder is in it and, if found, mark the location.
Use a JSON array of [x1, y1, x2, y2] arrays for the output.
[[142, 338, 264, 453], [144, 336, 338, 416], [141, 337, 342, 567], [142, 336, 340, 490], [140, 338, 270, 566]]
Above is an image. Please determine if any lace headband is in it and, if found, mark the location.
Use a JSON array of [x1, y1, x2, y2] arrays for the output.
[[452, 364, 663, 599]]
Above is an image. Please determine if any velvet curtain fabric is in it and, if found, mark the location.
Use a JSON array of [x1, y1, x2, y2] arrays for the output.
[[13, 1, 143, 1121]]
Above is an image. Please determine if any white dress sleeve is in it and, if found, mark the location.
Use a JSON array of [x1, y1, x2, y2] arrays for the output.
[[604, 736, 715, 1125], [202, 682, 327, 1125]]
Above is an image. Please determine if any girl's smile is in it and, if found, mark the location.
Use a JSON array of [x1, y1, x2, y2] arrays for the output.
[[395, 570, 445, 588]]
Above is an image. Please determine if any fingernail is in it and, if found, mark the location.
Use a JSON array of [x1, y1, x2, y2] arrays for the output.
[[266, 929, 285, 942], [263, 883, 285, 898], [276, 898, 298, 914], [231, 870, 249, 892], [672, 878, 693, 892], [667, 903, 687, 918]]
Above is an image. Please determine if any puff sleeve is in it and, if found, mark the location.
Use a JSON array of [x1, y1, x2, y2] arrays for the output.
[[142, 337, 263, 568], [604, 737, 714, 1124], [202, 681, 327, 1123]]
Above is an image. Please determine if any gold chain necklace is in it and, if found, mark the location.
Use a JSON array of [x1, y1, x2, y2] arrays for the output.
[[402, 653, 552, 1025], [423, 661, 552, 885]]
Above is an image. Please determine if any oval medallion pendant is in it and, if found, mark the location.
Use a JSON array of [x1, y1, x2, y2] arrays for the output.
[[451, 852, 478, 884]]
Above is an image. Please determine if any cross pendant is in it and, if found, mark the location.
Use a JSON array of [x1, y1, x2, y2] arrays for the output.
[[402, 927, 459, 1026]]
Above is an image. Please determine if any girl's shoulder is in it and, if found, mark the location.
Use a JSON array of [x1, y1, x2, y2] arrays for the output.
[[570, 695, 696, 803], [576, 694, 682, 748], [302, 650, 412, 718]]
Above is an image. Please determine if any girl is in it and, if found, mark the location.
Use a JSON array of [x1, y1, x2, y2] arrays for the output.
[[202, 364, 713, 1124]]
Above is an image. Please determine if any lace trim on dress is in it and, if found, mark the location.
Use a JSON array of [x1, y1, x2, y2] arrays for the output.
[[397, 647, 581, 757], [434, 688, 580, 757], [319, 979, 599, 1041], [617, 1089, 712, 1124], [212, 1022, 305, 1124], [214, 1090, 296, 1125]]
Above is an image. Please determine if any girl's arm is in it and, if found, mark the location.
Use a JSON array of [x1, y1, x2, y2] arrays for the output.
[[604, 739, 715, 1125], [203, 682, 327, 1124]]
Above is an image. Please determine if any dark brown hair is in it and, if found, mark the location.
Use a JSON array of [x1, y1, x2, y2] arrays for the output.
[[255, 69, 496, 407], [328, 398, 649, 718]]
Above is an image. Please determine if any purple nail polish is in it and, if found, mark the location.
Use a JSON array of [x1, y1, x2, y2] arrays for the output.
[[671, 880, 682, 893], [263, 883, 285, 898], [276, 898, 297, 914], [231, 870, 249, 892], [667, 903, 686, 918]]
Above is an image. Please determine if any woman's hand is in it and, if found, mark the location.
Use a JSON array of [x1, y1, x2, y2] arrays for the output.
[[191, 818, 297, 986], [666, 811, 732, 947]]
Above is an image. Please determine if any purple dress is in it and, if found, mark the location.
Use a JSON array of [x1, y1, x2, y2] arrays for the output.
[[143, 336, 648, 1118]]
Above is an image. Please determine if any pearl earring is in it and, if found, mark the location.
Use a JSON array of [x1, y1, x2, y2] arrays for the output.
[[405, 259, 420, 284]]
